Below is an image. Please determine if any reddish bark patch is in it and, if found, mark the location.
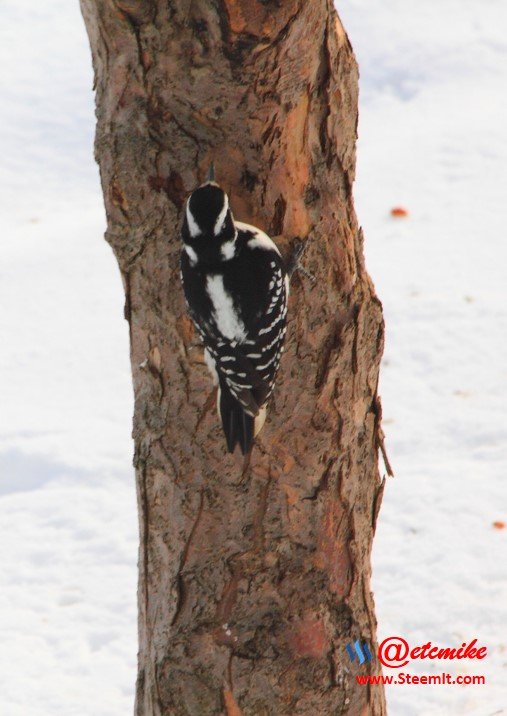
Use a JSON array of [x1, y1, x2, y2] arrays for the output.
[[110, 178, 129, 212], [223, 687, 242, 716], [222, 0, 299, 39], [315, 497, 351, 599], [175, 314, 195, 346], [149, 171, 187, 209], [289, 616, 329, 659]]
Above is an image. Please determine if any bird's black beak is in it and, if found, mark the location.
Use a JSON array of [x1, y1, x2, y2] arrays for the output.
[[206, 162, 215, 183]]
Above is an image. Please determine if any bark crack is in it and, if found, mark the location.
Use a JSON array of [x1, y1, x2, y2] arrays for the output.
[[134, 442, 151, 638], [194, 387, 218, 435], [303, 457, 336, 500], [256, 2, 304, 53], [171, 489, 205, 626], [372, 395, 394, 477], [318, 11, 333, 163], [253, 468, 273, 550]]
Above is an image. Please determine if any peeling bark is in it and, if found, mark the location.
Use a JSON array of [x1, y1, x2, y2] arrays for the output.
[[80, 1, 387, 714]]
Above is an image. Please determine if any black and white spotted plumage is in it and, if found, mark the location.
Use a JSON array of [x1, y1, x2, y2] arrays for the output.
[[180, 177, 289, 454]]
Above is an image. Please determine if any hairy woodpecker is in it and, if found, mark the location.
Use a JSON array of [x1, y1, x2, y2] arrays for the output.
[[180, 167, 289, 455]]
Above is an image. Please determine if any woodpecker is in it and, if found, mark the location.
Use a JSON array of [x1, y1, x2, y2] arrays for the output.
[[180, 166, 289, 455]]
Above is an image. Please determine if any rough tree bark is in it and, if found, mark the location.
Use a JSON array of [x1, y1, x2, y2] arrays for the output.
[[80, 1, 388, 714]]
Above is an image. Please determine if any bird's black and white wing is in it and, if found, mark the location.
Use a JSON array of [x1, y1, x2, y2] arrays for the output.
[[180, 223, 288, 454], [233, 221, 289, 401]]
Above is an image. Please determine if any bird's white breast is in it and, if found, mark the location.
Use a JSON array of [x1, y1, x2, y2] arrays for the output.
[[205, 274, 246, 342]]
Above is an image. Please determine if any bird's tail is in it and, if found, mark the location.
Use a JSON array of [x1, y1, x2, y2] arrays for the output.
[[218, 379, 255, 455]]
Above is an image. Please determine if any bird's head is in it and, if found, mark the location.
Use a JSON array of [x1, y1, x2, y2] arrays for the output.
[[181, 165, 236, 265]]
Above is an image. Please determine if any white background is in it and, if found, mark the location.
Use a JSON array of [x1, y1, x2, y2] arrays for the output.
[[0, 1, 505, 713]]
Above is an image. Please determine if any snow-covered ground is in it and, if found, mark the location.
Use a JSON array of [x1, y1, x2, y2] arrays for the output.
[[0, 2, 136, 714], [340, 1, 507, 713], [0, 1, 505, 714]]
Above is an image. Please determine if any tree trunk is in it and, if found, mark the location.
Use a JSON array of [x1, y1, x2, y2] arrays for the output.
[[80, 1, 387, 714]]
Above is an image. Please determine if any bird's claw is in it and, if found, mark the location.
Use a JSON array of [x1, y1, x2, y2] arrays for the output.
[[287, 237, 315, 284]]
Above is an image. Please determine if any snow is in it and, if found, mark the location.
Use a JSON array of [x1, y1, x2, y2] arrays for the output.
[[339, 0, 507, 713], [0, 0, 505, 714], [0, 2, 137, 714]]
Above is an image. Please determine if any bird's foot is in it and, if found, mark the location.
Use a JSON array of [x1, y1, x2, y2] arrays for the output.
[[286, 238, 315, 284]]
